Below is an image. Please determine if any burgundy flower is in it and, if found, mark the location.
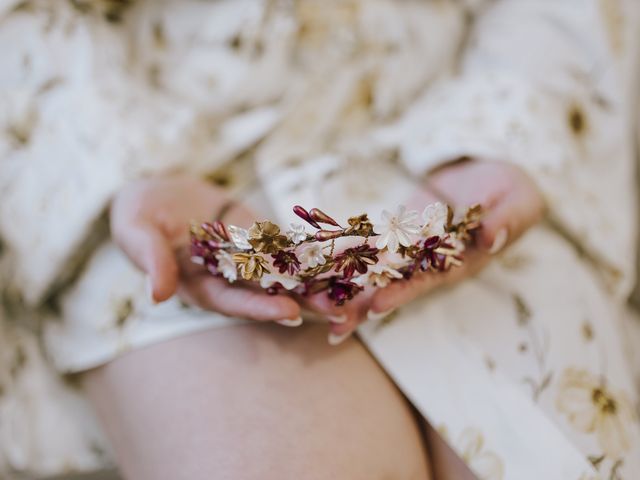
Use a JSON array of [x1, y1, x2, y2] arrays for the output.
[[414, 236, 441, 272], [334, 244, 379, 278], [272, 250, 302, 275], [190, 236, 220, 269], [327, 277, 363, 306], [414, 235, 463, 272]]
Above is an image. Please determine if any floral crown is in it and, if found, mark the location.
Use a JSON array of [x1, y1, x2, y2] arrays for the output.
[[190, 203, 483, 306]]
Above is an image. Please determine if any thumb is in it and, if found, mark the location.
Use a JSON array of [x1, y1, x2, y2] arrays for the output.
[[117, 222, 180, 302], [479, 182, 544, 255]]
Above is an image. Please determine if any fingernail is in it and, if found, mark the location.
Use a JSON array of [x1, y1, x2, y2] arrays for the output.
[[327, 314, 348, 324], [145, 275, 157, 303], [328, 331, 352, 346], [276, 317, 303, 327], [489, 228, 508, 254], [366, 308, 395, 322]]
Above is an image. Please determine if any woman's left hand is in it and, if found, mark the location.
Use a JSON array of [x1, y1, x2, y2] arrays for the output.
[[302, 159, 545, 345]]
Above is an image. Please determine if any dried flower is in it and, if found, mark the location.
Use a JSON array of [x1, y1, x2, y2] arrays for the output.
[[375, 206, 420, 252], [299, 243, 327, 268], [451, 204, 483, 243], [286, 223, 308, 245], [415, 235, 463, 272], [327, 277, 363, 306], [272, 250, 301, 275], [233, 253, 270, 281], [344, 214, 375, 237], [260, 273, 301, 291], [334, 244, 379, 278], [354, 264, 403, 288], [228, 225, 252, 250], [215, 250, 238, 282], [421, 202, 448, 237], [248, 221, 289, 254]]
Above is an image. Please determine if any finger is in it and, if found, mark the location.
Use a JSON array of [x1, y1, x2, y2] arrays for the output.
[[325, 293, 373, 344], [116, 222, 180, 303], [370, 249, 489, 314], [180, 275, 301, 323], [478, 179, 544, 254], [299, 292, 350, 324]]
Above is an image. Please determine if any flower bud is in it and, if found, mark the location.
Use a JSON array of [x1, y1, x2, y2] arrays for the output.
[[309, 208, 340, 227], [315, 229, 343, 241], [211, 220, 230, 241], [293, 205, 321, 228]]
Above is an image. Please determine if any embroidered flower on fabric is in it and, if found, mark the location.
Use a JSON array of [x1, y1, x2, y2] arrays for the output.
[[456, 428, 505, 480], [556, 368, 636, 458]]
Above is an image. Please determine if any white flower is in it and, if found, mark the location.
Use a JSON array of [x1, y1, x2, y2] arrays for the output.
[[227, 225, 252, 250], [421, 202, 448, 238], [260, 273, 301, 290], [374, 205, 420, 252], [286, 223, 307, 245], [299, 244, 326, 268], [215, 250, 238, 283], [353, 265, 403, 288]]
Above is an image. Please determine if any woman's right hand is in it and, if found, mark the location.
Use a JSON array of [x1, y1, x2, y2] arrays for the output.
[[110, 175, 301, 323]]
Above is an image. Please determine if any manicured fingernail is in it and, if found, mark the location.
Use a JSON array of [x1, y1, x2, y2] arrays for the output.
[[145, 275, 157, 303], [367, 308, 395, 322], [276, 317, 303, 327], [328, 331, 352, 346], [489, 228, 508, 254], [327, 314, 348, 324]]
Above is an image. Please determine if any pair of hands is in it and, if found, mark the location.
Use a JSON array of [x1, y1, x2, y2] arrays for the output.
[[110, 160, 543, 345]]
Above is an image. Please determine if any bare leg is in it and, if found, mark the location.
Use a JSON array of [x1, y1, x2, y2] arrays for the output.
[[425, 423, 477, 480], [83, 323, 432, 480]]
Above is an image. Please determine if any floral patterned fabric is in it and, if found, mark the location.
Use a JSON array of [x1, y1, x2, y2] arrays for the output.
[[0, 0, 639, 478]]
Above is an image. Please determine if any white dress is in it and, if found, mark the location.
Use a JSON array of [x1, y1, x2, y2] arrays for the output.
[[0, 1, 639, 478]]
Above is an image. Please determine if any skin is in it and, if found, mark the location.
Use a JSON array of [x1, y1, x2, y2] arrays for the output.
[[96, 159, 543, 479], [84, 323, 433, 480]]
